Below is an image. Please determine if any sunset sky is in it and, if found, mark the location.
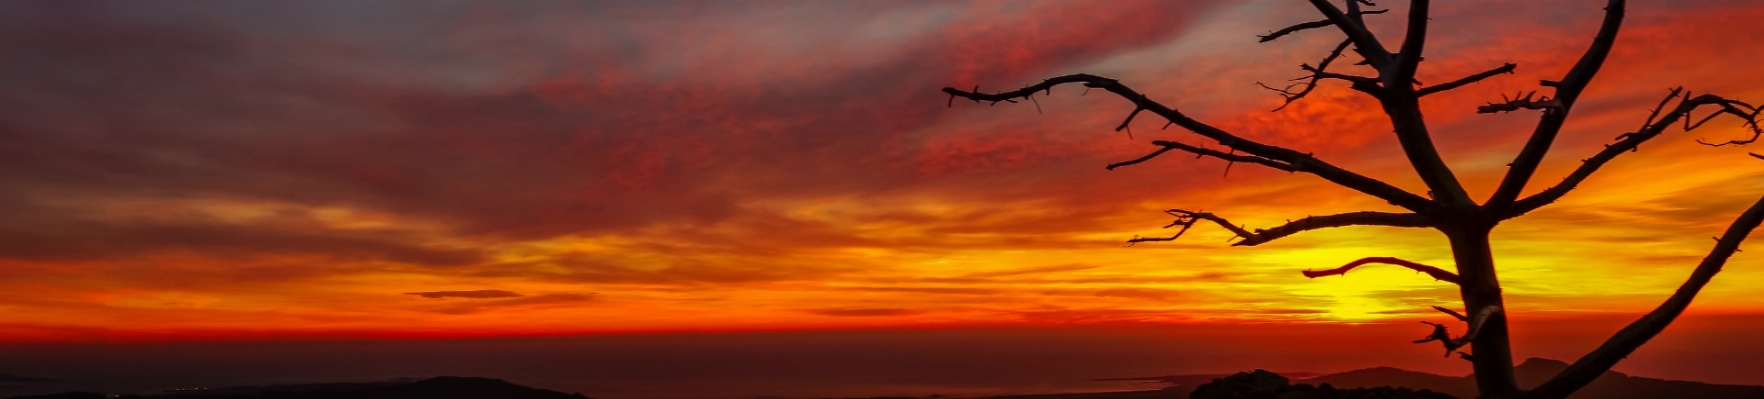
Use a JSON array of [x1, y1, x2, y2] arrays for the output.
[[4, 0, 1764, 395]]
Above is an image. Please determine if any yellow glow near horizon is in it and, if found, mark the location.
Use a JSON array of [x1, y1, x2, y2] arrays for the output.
[[4, 1, 1764, 342]]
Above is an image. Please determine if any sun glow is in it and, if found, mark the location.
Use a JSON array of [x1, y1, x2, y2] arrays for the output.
[[2, 1, 1763, 342]]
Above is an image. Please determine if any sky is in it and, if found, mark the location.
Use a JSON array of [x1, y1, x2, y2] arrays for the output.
[[3, 0, 1764, 396]]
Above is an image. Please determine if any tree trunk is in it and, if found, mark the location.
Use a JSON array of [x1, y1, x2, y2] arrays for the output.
[[1446, 225, 1521, 399]]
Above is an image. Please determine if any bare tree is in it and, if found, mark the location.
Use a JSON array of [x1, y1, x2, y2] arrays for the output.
[[940, 1, 1764, 399]]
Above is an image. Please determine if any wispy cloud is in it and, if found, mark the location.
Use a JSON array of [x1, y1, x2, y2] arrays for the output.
[[427, 294, 596, 315], [804, 308, 926, 317], [405, 290, 523, 299], [1, 0, 1762, 338]]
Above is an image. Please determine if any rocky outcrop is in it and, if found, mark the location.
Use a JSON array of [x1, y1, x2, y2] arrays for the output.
[[1190, 370, 1457, 399]]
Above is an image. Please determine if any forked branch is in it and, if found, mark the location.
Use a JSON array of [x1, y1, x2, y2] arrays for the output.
[[1302, 256, 1461, 284], [1304, 0, 1471, 205], [1257, 39, 1377, 110], [943, 74, 1434, 212], [1476, 91, 1560, 114], [1130, 210, 1430, 247], [1692, 98, 1764, 147], [1527, 194, 1764, 399], [1506, 89, 1764, 218], [1415, 321, 1458, 354], [1483, 0, 1626, 211], [1307, 0, 1393, 69], [1415, 306, 1501, 357]]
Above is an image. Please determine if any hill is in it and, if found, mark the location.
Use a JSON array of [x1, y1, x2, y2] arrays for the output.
[[1046, 358, 1764, 399], [9, 361, 1762, 399], [1300, 358, 1764, 399]]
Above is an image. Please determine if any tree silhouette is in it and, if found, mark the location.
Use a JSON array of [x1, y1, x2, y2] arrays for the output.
[[940, 1, 1763, 399]]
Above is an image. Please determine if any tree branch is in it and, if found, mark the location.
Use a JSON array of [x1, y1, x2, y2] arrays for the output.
[[1127, 209, 1249, 246], [1308, 0, 1393, 69], [1131, 210, 1430, 247], [1433, 305, 1468, 321], [1302, 256, 1461, 284], [1106, 141, 1293, 172], [1390, 0, 1430, 86], [1416, 63, 1517, 96], [1526, 194, 1764, 399], [1483, 0, 1626, 212], [1416, 321, 1456, 345], [1692, 98, 1764, 147], [1414, 306, 1501, 358], [1476, 91, 1561, 114], [1314, 0, 1471, 207], [1506, 90, 1763, 218], [1452, 306, 1501, 347], [1258, 10, 1388, 43], [943, 74, 1434, 212], [1416, 321, 1469, 357], [1256, 39, 1380, 110]]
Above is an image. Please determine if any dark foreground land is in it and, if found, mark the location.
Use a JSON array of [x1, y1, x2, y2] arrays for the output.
[[4, 377, 589, 399], [993, 358, 1764, 399], [5, 358, 1762, 399]]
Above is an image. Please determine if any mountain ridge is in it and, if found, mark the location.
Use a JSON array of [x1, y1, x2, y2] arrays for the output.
[[7, 360, 1761, 399], [1063, 358, 1764, 399]]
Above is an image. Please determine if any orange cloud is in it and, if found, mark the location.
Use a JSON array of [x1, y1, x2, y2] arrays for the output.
[[0, 2, 1761, 372]]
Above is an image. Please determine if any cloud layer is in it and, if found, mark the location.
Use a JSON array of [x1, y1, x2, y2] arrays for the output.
[[1, 0, 1762, 343]]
